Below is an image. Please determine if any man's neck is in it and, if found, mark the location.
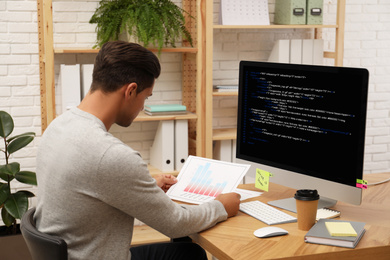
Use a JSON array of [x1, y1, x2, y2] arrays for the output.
[[78, 89, 123, 131]]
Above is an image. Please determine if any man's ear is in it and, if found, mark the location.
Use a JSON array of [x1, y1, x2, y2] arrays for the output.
[[124, 83, 138, 100]]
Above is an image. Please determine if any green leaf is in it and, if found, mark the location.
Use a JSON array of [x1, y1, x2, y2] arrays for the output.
[[15, 171, 37, 186], [0, 111, 14, 138], [7, 135, 34, 155], [4, 192, 29, 219], [16, 190, 35, 198], [0, 162, 19, 181], [0, 182, 9, 205], [1, 207, 15, 227], [7, 132, 35, 143]]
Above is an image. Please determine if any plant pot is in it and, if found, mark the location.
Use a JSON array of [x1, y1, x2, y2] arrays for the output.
[[119, 29, 137, 43], [118, 30, 159, 49], [0, 225, 32, 260]]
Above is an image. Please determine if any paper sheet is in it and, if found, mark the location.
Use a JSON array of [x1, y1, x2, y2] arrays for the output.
[[167, 156, 250, 204], [234, 188, 263, 201]]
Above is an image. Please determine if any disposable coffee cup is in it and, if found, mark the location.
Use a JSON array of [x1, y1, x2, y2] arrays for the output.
[[294, 189, 320, 231]]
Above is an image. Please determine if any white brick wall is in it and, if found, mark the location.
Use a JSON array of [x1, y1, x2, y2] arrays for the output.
[[0, 0, 389, 225]]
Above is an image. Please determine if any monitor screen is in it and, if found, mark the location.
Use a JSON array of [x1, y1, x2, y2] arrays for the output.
[[236, 61, 369, 210]]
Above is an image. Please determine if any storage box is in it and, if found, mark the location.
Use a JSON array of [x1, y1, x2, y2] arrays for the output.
[[274, 0, 306, 25], [306, 0, 323, 25]]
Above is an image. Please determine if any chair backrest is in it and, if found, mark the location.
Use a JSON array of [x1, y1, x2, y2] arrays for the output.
[[21, 207, 68, 260]]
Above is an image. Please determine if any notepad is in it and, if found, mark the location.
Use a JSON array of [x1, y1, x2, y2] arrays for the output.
[[316, 208, 341, 220], [325, 222, 357, 237]]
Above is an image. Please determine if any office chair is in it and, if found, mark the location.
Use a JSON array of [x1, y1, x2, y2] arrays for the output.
[[21, 207, 68, 260]]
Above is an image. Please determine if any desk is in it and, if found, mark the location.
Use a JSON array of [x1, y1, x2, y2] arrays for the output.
[[190, 172, 390, 260]]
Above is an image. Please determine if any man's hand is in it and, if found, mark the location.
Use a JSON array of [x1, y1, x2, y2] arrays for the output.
[[153, 174, 178, 193], [215, 193, 241, 217]]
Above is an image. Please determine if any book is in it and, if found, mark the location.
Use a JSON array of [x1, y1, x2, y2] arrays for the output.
[[144, 110, 187, 116], [316, 208, 341, 220], [305, 219, 365, 248], [325, 222, 357, 237], [213, 85, 238, 93], [144, 104, 186, 113]]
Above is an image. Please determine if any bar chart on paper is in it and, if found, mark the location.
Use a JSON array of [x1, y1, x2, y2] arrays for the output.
[[167, 156, 250, 204], [184, 162, 227, 197]]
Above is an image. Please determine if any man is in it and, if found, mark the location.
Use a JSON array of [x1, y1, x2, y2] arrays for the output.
[[35, 41, 241, 260]]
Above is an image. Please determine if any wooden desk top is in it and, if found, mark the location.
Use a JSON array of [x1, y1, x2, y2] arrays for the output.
[[190, 172, 390, 260]]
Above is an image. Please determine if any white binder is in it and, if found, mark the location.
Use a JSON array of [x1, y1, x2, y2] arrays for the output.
[[150, 121, 175, 172], [232, 139, 237, 163], [213, 140, 233, 163], [174, 120, 188, 171], [290, 39, 303, 64], [313, 39, 324, 65], [81, 64, 94, 99], [302, 39, 314, 65], [268, 40, 290, 63], [59, 64, 81, 114]]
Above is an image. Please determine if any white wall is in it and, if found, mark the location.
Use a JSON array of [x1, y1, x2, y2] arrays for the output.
[[0, 0, 389, 220]]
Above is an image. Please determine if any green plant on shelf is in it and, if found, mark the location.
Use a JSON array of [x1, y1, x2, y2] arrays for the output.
[[89, 0, 194, 52]]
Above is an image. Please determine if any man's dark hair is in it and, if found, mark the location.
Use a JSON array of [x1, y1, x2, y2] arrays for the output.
[[91, 41, 161, 93]]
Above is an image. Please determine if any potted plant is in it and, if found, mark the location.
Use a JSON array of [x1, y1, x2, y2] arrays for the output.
[[89, 0, 193, 52], [0, 111, 37, 259]]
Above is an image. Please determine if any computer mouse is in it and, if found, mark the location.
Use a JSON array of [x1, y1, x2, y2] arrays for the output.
[[253, 226, 288, 238]]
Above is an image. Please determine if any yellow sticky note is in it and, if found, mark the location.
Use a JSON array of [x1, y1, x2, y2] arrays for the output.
[[255, 169, 272, 192], [325, 222, 357, 237]]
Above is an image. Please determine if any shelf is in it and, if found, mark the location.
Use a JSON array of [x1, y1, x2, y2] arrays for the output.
[[213, 24, 338, 29], [213, 91, 238, 97], [54, 47, 198, 54], [213, 128, 236, 141], [134, 111, 197, 122]]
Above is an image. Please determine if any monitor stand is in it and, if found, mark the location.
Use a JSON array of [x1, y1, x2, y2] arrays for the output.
[[268, 197, 337, 213]]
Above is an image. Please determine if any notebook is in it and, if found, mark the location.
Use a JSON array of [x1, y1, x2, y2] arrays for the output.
[[305, 219, 365, 248]]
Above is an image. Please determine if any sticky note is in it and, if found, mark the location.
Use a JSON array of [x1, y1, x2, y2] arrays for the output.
[[356, 183, 367, 189], [356, 179, 367, 185], [255, 169, 272, 192], [325, 222, 357, 237], [356, 179, 368, 189]]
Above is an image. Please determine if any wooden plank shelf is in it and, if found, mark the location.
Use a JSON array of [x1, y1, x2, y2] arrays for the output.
[[134, 111, 197, 122], [54, 47, 198, 54], [213, 128, 236, 141], [213, 24, 338, 29], [213, 91, 238, 97]]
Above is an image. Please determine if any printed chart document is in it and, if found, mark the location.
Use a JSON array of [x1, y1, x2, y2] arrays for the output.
[[167, 156, 250, 204]]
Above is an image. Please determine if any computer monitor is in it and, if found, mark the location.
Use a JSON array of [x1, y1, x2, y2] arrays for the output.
[[236, 61, 369, 212]]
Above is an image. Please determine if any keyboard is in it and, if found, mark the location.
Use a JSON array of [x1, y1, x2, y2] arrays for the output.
[[239, 200, 297, 225]]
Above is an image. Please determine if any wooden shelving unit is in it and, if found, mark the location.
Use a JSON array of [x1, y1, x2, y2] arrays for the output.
[[36, 0, 206, 170], [204, 0, 346, 158]]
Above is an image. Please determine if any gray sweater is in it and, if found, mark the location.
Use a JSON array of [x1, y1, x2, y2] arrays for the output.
[[35, 108, 227, 260]]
